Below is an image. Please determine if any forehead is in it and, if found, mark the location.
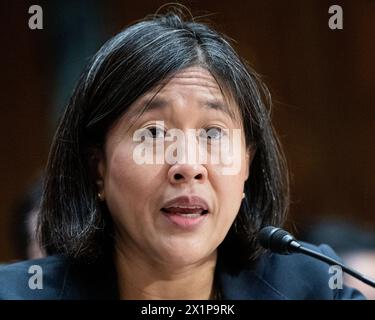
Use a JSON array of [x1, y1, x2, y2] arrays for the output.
[[160, 67, 222, 93], [127, 66, 241, 121]]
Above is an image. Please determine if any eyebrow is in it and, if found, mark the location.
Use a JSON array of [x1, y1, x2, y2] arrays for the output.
[[138, 96, 237, 120]]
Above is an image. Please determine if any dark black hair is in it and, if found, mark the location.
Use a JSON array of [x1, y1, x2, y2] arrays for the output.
[[39, 9, 289, 273]]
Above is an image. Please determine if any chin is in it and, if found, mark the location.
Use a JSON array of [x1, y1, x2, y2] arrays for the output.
[[156, 240, 216, 267], [161, 253, 211, 268]]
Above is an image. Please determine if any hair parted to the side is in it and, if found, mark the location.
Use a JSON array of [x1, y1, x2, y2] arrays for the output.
[[38, 6, 289, 273]]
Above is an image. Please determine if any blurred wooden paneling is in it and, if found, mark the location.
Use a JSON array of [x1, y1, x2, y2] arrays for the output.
[[0, 1, 50, 262]]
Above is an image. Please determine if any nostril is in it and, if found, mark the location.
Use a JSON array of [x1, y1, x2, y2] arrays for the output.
[[174, 173, 183, 180], [195, 173, 203, 179]]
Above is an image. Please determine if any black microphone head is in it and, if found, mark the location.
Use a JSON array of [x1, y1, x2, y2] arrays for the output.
[[258, 226, 283, 249], [258, 226, 299, 254]]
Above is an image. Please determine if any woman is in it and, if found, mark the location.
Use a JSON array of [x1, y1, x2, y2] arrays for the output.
[[0, 10, 364, 300]]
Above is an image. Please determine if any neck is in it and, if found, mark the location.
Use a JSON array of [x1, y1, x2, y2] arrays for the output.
[[114, 243, 218, 300]]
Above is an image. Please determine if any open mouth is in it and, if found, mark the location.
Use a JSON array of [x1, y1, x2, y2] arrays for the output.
[[160, 196, 210, 228], [161, 207, 209, 218]]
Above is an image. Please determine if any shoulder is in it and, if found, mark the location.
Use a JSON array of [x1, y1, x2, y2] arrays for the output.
[[0, 255, 118, 300], [219, 243, 365, 300], [255, 243, 363, 299], [0, 255, 71, 299]]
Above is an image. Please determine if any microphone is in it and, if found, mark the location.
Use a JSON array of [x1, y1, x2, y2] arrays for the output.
[[258, 226, 375, 288]]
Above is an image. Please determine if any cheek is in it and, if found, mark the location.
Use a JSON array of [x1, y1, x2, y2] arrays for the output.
[[216, 175, 244, 215], [108, 150, 140, 194], [211, 151, 250, 224], [104, 144, 163, 218], [211, 141, 249, 185]]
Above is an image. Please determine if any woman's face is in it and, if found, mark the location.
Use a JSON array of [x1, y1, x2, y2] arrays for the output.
[[97, 66, 252, 267]]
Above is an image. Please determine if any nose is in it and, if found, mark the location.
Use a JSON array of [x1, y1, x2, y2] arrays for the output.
[[168, 163, 208, 185]]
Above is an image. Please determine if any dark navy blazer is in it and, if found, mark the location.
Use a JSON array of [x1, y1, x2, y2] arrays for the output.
[[0, 243, 365, 300]]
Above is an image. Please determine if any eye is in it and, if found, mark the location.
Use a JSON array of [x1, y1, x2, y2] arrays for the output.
[[145, 126, 166, 139], [200, 127, 226, 141]]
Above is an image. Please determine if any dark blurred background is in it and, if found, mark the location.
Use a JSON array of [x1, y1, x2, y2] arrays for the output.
[[1, 0, 374, 262]]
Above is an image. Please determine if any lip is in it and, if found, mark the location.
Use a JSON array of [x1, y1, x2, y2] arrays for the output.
[[161, 195, 209, 211], [160, 195, 210, 230]]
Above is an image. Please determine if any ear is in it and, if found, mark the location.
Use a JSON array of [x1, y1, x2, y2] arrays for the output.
[[245, 145, 256, 181], [97, 153, 106, 181], [88, 147, 106, 193]]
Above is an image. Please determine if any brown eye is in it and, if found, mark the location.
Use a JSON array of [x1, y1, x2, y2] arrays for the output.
[[203, 127, 225, 140], [146, 126, 166, 139]]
